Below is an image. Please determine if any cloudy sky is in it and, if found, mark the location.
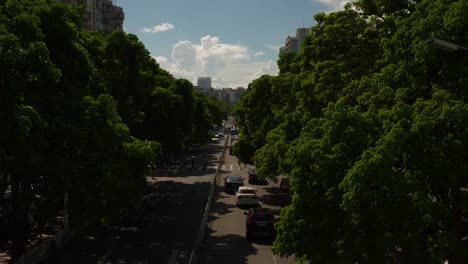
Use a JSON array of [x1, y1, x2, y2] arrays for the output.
[[117, 0, 351, 88]]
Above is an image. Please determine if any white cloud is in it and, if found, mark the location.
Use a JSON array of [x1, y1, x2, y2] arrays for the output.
[[315, 0, 355, 11], [154, 56, 168, 64], [142, 22, 175, 33], [156, 35, 279, 88], [254, 52, 265, 57], [266, 44, 282, 52]]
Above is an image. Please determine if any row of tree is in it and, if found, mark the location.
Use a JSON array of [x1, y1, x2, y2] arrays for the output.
[[0, 0, 226, 261], [233, 0, 468, 263]]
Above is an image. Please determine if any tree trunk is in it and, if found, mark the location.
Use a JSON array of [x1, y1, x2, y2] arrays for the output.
[[9, 180, 30, 263], [447, 187, 467, 264]]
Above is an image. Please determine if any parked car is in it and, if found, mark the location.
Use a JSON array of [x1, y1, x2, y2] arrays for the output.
[[244, 207, 276, 239], [248, 168, 257, 183], [216, 133, 225, 138], [224, 175, 244, 194]]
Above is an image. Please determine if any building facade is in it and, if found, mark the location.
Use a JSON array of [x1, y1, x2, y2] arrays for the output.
[[58, 0, 124, 33], [279, 27, 310, 55], [197, 77, 212, 90]]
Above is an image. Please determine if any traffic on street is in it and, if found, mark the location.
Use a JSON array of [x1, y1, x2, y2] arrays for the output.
[[200, 136, 294, 264]]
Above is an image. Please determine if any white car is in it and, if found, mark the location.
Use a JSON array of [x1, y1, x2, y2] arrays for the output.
[[236, 186, 259, 207]]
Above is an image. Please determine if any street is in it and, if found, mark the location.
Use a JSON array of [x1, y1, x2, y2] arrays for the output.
[[52, 139, 225, 264], [200, 139, 294, 264]]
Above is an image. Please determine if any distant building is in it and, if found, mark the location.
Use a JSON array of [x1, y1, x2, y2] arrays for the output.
[[57, 0, 124, 33], [211, 87, 246, 105], [193, 86, 211, 96], [197, 77, 212, 90], [194, 77, 246, 105], [279, 27, 310, 54]]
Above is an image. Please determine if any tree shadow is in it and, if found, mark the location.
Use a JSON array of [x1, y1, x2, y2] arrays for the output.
[[252, 179, 269, 186], [52, 180, 212, 264], [209, 200, 237, 217], [249, 235, 275, 246], [260, 193, 291, 208]]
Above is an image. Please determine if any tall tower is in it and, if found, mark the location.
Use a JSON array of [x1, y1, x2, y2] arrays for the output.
[[57, 0, 124, 33], [197, 77, 212, 90]]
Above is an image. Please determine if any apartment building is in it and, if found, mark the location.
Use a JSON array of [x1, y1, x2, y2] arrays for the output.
[[58, 0, 124, 33], [279, 27, 310, 54], [197, 77, 212, 90]]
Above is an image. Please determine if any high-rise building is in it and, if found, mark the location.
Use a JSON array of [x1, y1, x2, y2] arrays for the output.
[[57, 0, 124, 33], [197, 77, 212, 90], [279, 27, 310, 54], [296, 28, 309, 47]]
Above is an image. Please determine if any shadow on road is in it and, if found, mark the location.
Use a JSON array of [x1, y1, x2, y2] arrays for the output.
[[149, 143, 224, 178], [209, 200, 237, 217], [53, 180, 212, 264], [200, 234, 257, 264], [260, 193, 291, 208]]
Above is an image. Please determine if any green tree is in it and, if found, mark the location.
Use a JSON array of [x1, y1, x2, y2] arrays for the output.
[[238, 0, 468, 263]]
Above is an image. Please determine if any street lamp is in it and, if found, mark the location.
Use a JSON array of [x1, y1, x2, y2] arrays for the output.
[[426, 38, 468, 55]]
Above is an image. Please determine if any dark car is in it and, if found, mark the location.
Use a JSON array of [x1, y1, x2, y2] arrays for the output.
[[245, 207, 276, 240], [248, 168, 257, 183], [224, 175, 244, 194]]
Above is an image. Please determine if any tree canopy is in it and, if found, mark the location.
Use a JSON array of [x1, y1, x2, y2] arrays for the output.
[[0, 0, 226, 261], [234, 0, 468, 262]]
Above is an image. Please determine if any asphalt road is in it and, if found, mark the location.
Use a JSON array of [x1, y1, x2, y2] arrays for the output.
[[52, 139, 226, 264], [200, 141, 295, 264]]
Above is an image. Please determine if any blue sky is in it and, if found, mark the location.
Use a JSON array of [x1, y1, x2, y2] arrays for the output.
[[116, 0, 350, 88]]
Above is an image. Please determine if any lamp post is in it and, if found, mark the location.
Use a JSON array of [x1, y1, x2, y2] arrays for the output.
[[426, 38, 468, 55]]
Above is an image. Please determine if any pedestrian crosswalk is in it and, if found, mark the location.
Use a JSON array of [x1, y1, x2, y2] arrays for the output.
[[219, 164, 241, 171]]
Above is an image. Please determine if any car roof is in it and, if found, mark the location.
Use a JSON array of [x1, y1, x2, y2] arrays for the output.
[[250, 207, 272, 214], [238, 186, 255, 190], [226, 175, 243, 182]]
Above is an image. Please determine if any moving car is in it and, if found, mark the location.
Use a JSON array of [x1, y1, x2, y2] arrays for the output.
[[236, 186, 258, 207], [224, 175, 244, 194], [248, 168, 257, 183], [245, 207, 276, 239]]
